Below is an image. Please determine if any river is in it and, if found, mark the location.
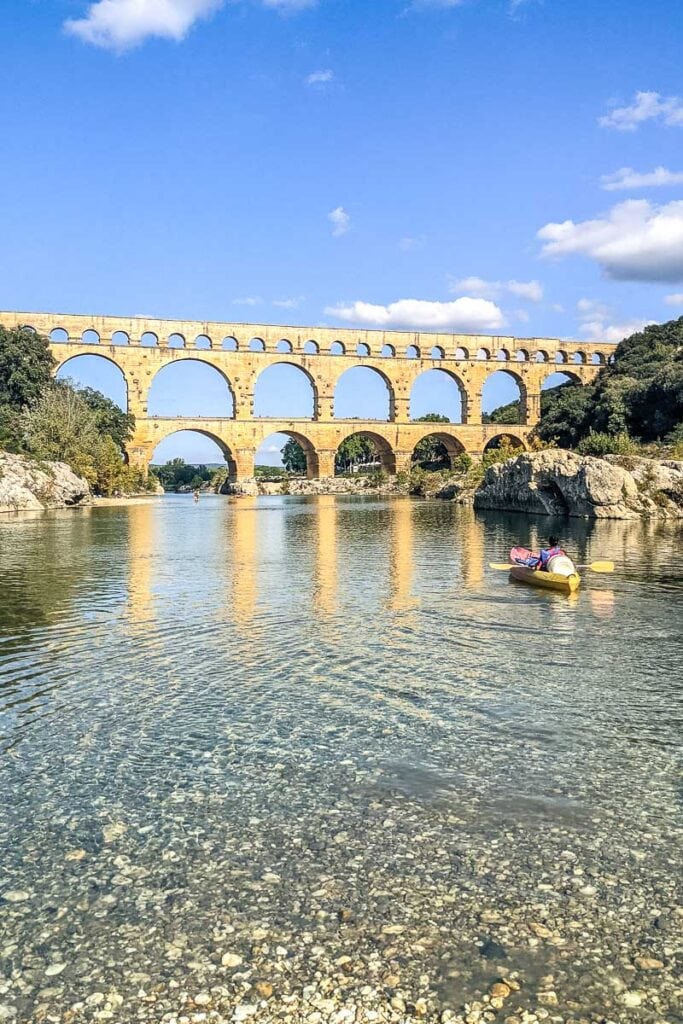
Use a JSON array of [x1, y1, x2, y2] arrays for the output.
[[0, 495, 681, 1024]]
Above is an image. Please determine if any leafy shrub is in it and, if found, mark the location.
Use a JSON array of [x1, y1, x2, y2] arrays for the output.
[[482, 439, 522, 469], [528, 435, 558, 452], [576, 431, 636, 457], [452, 453, 472, 473]]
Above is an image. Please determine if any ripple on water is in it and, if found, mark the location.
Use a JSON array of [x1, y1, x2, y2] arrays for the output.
[[0, 496, 681, 1022]]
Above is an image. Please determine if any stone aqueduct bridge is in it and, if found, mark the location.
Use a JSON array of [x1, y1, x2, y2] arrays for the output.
[[0, 311, 615, 479]]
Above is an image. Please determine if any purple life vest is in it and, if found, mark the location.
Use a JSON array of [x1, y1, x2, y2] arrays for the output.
[[540, 546, 564, 568]]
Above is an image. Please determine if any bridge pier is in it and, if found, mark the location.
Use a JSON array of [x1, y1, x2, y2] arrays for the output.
[[317, 451, 337, 479], [234, 449, 255, 480], [525, 391, 542, 426], [395, 452, 414, 476]]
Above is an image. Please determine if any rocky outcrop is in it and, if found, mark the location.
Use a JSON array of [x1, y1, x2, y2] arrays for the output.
[[474, 449, 683, 519], [0, 452, 91, 513]]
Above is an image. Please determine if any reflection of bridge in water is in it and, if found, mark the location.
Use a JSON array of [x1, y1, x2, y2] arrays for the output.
[[0, 311, 615, 480]]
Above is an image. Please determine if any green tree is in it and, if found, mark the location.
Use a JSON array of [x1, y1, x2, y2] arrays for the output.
[[22, 383, 101, 484], [92, 435, 128, 495], [335, 434, 375, 473], [0, 326, 55, 452], [281, 437, 307, 474], [412, 413, 451, 467], [535, 381, 594, 447], [74, 385, 135, 451], [483, 400, 522, 425], [153, 458, 213, 491], [21, 383, 147, 496]]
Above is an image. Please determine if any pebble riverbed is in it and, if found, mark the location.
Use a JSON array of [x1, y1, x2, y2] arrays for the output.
[[0, 496, 681, 1024]]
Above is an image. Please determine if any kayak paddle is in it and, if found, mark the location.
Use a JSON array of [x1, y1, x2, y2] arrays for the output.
[[489, 560, 614, 573]]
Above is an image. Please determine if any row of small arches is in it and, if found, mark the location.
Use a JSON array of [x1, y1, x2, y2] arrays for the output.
[[40, 326, 608, 365]]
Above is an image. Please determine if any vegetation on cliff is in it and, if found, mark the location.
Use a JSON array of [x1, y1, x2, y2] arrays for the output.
[[483, 318, 683, 455], [0, 325, 149, 495], [536, 317, 683, 450]]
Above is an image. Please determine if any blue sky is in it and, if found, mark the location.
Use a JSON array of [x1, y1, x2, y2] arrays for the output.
[[3, 0, 683, 463]]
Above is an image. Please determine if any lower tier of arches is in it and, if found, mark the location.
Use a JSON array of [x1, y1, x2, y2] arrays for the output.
[[131, 418, 532, 480]]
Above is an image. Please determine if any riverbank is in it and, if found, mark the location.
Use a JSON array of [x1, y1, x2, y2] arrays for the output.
[[221, 451, 683, 519], [5, 449, 682, 521]]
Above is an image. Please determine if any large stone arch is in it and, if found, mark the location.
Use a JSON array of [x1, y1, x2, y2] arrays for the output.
[[333, 365, 396, 421], [147, 358, 236, 418], [408, 367, 467, 424], [54, 352, 129, 410], [542, 368, 582, 388], [149, 427, 239, 480], [257, 428, 321, 479], [335, 429, 396, 475], [483, 432, 527, 453], [481, 367, 528, 424], [411, 429, 466, 470], [252, 362, 318, 420]]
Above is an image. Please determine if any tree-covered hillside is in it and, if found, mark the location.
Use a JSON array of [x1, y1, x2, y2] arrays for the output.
[[485, 318, 682, 449], [536, 317, 683, 448]]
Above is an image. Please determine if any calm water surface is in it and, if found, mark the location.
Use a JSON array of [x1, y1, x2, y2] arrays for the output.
[[0, 496, 681, 1024]]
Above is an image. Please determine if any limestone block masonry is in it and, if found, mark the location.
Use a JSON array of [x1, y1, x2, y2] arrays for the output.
[[0, 311, 615, 480]]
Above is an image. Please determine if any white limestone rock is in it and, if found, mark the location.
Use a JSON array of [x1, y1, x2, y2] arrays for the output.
[[0, 452, 90, 514], [474, 449, 683, 519]]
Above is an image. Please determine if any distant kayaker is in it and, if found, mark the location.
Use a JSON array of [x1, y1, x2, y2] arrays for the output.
[[521, 536, 566, 572]]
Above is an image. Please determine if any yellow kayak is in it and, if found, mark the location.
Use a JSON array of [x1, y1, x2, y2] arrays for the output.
[[509, 565, 581, 593], [509, 546, 581, 593]]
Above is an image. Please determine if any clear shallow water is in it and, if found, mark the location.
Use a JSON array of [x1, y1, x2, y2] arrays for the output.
[[0, 496, 681, 1024]]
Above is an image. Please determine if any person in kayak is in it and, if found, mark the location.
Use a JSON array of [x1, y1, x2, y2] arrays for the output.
[[521, 536, 566, 572]]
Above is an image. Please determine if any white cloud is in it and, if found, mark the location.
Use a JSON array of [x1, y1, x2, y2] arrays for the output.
[[450, 275, 543, 302], [577, 297, 605, 315], [581, 318, 649, 344], [306, 69, 334, 87], [398, 236, 425, 251], [538, 199, 683, 282], [65, 0, 223, 48], [65, 0, 314, 50], [328, 206, 350, 237], [232, 296, 263, 306], [272, 296, 305, 309], [324, 297, 505, 332], [576, 299, 649, 344], [664, 293, 683, 306], [507, 279, 544, 302], [599, 91, 683, 131], [601, 166, 683, 191]]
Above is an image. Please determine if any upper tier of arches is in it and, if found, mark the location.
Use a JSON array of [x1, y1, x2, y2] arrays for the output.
[[9, 312, 613, 367], [41, 324, 610, 365]]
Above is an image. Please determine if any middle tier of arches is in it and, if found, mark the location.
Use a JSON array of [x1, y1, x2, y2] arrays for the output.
[[53, 351, 586, 426]]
